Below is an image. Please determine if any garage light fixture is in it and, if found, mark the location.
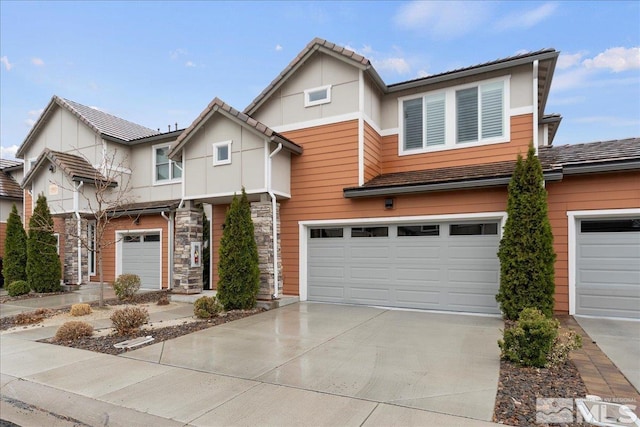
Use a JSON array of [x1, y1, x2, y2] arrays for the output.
[[384, 198, 394, 209]]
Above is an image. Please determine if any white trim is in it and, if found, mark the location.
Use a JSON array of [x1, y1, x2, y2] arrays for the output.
[[115, 228, 163, 289], [298, 211, 507, 301], [533, 60, 539, 155], [152, 142, 182, 185], [212, 140, 232, 166], [380, 127, 399, 137], [304, 84, 332, 107], [542, 123, 549, 147], [566, 208, 640, 315], [184, 188, 291, 201], [398, 75, 511, 156], [358, 69, 365, 186], [271, 112, 360, 133], [510, 105, 534, 116]]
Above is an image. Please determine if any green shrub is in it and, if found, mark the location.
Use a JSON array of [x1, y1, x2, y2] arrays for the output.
[[496, 145, 556, 320], [110, 306, 149, 335], [113, 274, 141, 300], [70, 303, 92, 316], [499, 308, 559, 368], [3, 204, 27, 285], [7, 280, 30, 297], [548, 329, 583, 368], [27, 194, 62, 293], [217, 189, 260, 310], [194, 295, 222, 318], [54, 321, 93, 342]]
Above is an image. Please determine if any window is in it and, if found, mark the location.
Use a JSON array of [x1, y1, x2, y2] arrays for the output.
[[53, 233, 60, 254], [310, 228, 344, 238], [450, 223, 498, 236], [88, 222, 96, 275], [213, 141, 232, 166], [153, 144, 182, 183], [351, 227, 388, 237], [581, 219, 640, 233], [400, 77, 508, 153], [304, 85, 332, 107], [124, 235, 141, 243], [398, 225, 440, 236], [144, 234, 161, 242]]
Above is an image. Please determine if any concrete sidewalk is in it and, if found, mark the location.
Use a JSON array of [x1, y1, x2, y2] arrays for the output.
[[1, 301, 503, 426]]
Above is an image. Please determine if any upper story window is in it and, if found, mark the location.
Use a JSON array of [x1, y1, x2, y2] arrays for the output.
[[153, 144, 182, 184], [400, 77, 509, 154], [213, 140, 232, 166], [304, 85, 332, 107]]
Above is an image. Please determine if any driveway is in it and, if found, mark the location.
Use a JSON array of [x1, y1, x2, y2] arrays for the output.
[[124, 302, 503, 422], [576, 316, 640, 392]]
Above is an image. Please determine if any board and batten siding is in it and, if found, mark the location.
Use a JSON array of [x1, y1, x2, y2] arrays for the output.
[[546, 171, 640, 313], [380, 114, 533, 174]]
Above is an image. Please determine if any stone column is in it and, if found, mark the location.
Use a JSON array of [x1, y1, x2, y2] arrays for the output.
[[63, 217, 88, 285], [173, 204, 203, 294], [251, 196, 283, 300]]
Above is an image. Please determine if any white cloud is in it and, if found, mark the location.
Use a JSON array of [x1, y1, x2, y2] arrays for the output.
[[185, 61, 196, 68], [417, 69, 429, 78], [28, 109, 44, 117], [170, 48, 187, 60], [394, 1, 490, 39], [275, 44, 283, 52], [31, 57, 44, 66], [1, 56, 13, 71], [583, 47, 640, 72], [495, 2, 558, 31], [24, 118, 36, 127], [557, 52, 584, 70], [551, 67, 592, 91], [374, 57, 411, 75], [0, 145, 20, 160]]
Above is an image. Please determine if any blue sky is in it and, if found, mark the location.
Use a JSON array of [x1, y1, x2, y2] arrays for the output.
[[1, 1, 638, 159]]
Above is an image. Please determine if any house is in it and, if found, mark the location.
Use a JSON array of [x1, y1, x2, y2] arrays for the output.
[[11, 38, 640, 319], [0, 159, 24, 285]]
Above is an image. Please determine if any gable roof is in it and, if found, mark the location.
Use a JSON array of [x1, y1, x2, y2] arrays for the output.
[[0, 172, 23, 200], [169, 97, 302, 159], [244, 38, 558, 119], [21, 149, 114, 188], [344, 137, 640, 198], [16, 96, 159, 158]]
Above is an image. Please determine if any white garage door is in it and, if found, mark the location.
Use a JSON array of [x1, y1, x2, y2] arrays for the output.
[[307, 221, 501, 314], [576, 218, 640, 319], [122, 233, 161, 289]]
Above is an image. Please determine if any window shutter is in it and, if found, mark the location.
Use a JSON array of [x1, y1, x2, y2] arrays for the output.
[[403, 98, 423, 150], [425, 95, 445, 146], [456, 87, 478, 143], [481, 82, 503, 139]]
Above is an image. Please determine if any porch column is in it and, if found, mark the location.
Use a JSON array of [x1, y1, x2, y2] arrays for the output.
[[251, 196, 283, 300], [63, 216, 88, 285], [173, 203, 203, 294]]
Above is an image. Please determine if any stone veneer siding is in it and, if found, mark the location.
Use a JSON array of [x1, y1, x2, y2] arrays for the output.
[[251, 199, 283, 300], [173, 207, 203, 294], [63, 217, 88, 285]]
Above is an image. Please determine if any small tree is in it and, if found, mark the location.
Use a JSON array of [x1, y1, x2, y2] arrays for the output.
[[496, 145, 556, 320], [3, 203, 27, 284], [217, 189, 260, 310], [27, 194, 62, 293]]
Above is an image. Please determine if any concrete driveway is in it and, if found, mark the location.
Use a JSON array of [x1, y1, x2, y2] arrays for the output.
[[124, 302, 503, 423], [576, 316, 640, 392]]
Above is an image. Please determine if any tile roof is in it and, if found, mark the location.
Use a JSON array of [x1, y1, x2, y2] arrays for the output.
[[22, 149, 112, 188], [345, 138, 639, 196], [0, 159, 23, 170], [59, 97, 159, 141], [0, 172, 23, 200], [170, 97, 302, 159], [110, 199, 181, 216]]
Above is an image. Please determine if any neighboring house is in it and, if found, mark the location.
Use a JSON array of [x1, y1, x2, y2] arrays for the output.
[[13, 38, 640, 319], [0, 159, 24, 282]]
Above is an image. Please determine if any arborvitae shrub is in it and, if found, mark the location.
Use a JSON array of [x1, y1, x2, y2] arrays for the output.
[[27, 194, 62, 293], [70, 303, 92, 316], [54, 321, 93, 342], [498, 308, 558, 368], [110, 306, 149, 335], [3, 204, 27, 285], [193, 295, 222, 318], [7, 280, 30, 297], [217, 189, 260, 310], [496, 145, 556, 320], [113, 274, 141, 300]]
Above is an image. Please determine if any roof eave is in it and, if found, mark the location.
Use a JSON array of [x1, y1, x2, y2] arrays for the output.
[[562, 160, 640, 175]]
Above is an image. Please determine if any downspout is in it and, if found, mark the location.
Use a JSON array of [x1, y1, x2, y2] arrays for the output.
[[268, 142, 283, 299], [533, 59, 539, 156], [161, 211, 173, 289], [73, 181, 84, 285]]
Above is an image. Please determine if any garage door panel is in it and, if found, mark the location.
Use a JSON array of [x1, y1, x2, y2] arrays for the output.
[[308, 266, 344, 279], [122, 234, 161, 290], [308, 220, 501, 313], [309, 286, 345, 300], [576, 219, 640, 319], [309, 246, 346, 260]]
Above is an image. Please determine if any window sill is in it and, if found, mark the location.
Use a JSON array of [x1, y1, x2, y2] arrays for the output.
[[152, 178, 182, 186]]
